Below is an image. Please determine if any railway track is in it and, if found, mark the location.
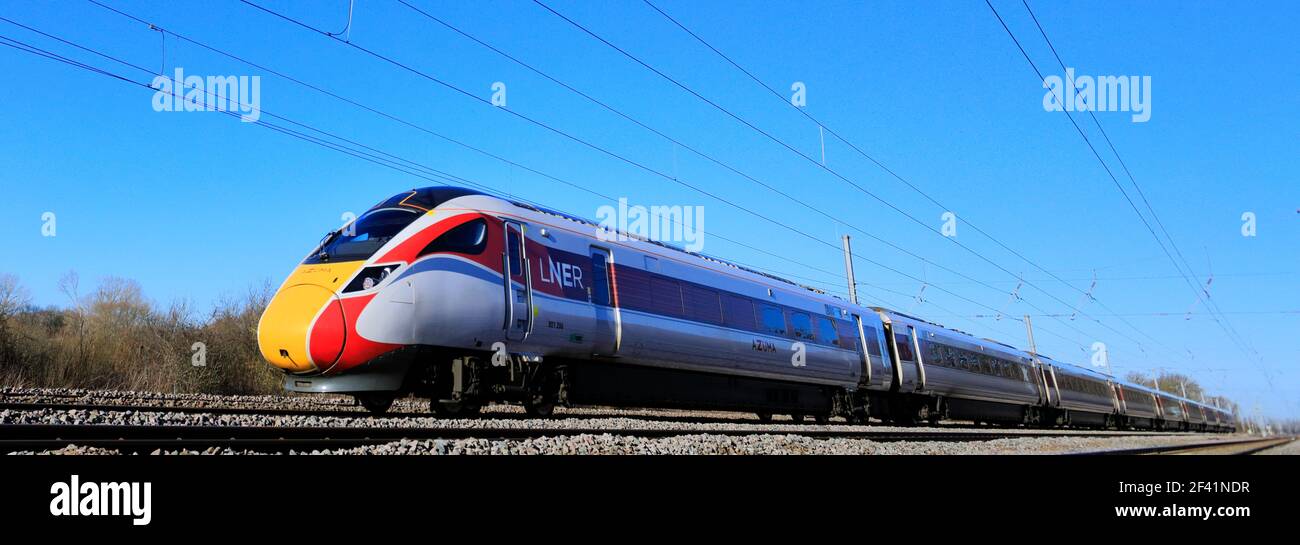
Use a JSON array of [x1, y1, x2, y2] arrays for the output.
[[0, 400, 796, 426], [0, 423, 1178, 454], [1080, 436, 1294, 455], [1, 399, 1211, 432], [1, 400, 428, 419]]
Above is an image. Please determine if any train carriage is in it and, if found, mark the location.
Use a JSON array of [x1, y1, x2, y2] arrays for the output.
[[878, 309, 1042, 425], [1043, 359, 1119, 428], [1117, 384, 1162, 430]]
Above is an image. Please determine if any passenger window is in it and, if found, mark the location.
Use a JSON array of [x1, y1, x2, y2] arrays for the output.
[[721, 294, 756, 331], [861, 326, 881, 357], [894, 333, 914, 361], [817, 318, 839, 346], [758, 305, 786, 336], [837, 320, 863, 353], [789, 311, 814, 340], [650, 278, 683, 316], [683, 285, 722, 324]]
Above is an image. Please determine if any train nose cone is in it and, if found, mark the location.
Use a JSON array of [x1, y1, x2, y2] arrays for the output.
[[258, 284, 347, 373]]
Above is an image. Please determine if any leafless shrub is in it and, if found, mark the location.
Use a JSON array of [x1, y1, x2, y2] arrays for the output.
[[0, 272, 281, 395]]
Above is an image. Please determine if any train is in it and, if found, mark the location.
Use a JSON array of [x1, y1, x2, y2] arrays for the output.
[[256, 186, 1237, 432]]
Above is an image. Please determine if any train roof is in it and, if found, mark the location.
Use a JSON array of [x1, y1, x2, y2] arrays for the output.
[[1048, 359, 1113, 381], [399, 186, 812, 293], [500, 196, 823, 293]]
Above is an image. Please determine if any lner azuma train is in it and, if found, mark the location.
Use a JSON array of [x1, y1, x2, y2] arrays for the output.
[[257, 187, 1236, 432]]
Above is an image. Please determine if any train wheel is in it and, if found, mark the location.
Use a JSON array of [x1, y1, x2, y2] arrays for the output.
[[789, 413, 805, 424], [431, 399, 481, 418], [915, 403, 932, 427], [523, 399, 555, 417], [755, 411, 773, 423], [813, 414, 829, 425], [356, 393, 395, 415]]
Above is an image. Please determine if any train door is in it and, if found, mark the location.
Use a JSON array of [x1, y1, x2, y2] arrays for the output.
[[1030, 360, 1046, 406], [884, 320, 922, 393], [589, 246, 620, 356], [1036, 362, 1055, 407], [1045, 365, 1061, 408], [907, 325, 926, 392], [850, 313, 871, 384], [502, 221, 533, 342]]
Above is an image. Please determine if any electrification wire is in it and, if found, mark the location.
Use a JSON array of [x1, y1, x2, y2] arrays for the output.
[[77, 0, 874, 298], [1017, 0, 1279, 401], [230, 0, 1080, 326], [392, 0, 1087, 338], [0, 20, 854, 309], [637, 0, 1190, 359], [526, 0, 1174, 364], [233, 0, 1181, 368], [946, 310, 1300, 318], [23, 5, 1149, 370], [1016, 0, 1262, 362], [982, 0, 1262, 364]]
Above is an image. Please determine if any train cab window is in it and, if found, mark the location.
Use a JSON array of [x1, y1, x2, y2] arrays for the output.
[[894, 333, 914, 361], [590, 250, 611, 307], [721, 294, 756, 331], [758, 304, 786, 336], [419, 218, 487, 256], [817, 318, 840, 346], [788, 311, 814, 340], [304, 208, 421, 264]]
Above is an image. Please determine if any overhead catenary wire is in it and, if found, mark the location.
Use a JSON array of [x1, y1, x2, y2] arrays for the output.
[[234, 0, 1177, 367], [989, 0, 1280, 400], [12, 5, 1178, 376], [981, 0, 1260, 363], [75, 0, 874, 299], [638, 0, 1192, 359], [1014, 0, 1266, 369], [3, 9, 1110, 368], [526, 0, 1185, 368], [229, 0, 1085, 328], [390, 0, 1112, 344], [941, 310, 1300, 319], [0, 18, 855, 308]]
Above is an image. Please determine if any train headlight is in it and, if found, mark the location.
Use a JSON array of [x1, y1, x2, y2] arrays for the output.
[[345, 265, 396, 293]]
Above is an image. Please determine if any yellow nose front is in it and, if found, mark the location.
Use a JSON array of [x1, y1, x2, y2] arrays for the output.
[[257, 262, 362, 373]]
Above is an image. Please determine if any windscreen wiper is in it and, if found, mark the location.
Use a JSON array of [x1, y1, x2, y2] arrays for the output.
[[315, 230, 339, 261]]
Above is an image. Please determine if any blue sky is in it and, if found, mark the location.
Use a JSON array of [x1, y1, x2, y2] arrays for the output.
[[1, 0, 1295, 418]]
